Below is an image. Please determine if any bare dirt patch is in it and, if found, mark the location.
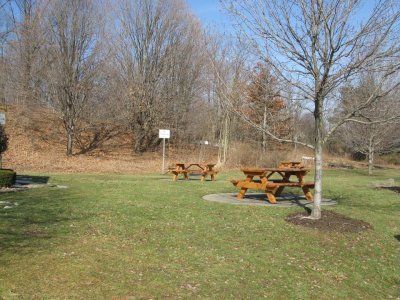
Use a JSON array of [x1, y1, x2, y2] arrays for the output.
[[286, 211, 373, 233]]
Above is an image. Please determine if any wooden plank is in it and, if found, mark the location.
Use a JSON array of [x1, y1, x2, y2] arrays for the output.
[[240, 168, 266, 174], [266, 192, 277, 204], [237, 189, 247, 199], [232, 167, 315, 203], [279, 161, 303, 168], [302, 187, 313, 201], [235, 181, 264, 189], [274, 185, 285, 196], [202, 171, 217, 175], [242, 171, 267, 177], [268, 182, 315, 187]]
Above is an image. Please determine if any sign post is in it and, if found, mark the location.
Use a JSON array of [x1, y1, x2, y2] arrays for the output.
[[159, 129, 170, 174]]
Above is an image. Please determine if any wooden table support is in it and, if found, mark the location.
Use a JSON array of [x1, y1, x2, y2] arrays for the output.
[[172, 163, 189, 181], [231, 167, 314, 204], [171, 163, 218, 181]]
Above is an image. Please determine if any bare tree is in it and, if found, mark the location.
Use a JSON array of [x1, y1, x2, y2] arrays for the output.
[[339, 77, 400, 174], [0, 1, 10, 105], [206, 37, 245, 165], [3, 0, 48, 106], [112, 0, 206, 153], [44, 0, 103, 155], [0, 1, 12, 53], [222, 0, 400, 218]]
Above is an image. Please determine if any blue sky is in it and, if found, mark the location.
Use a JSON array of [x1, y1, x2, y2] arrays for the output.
[[187, 0, 377, 31], [187, 0, 231, 30]]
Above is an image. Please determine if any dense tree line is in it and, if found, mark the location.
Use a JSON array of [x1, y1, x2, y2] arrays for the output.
[[0, 0, 301, 157]]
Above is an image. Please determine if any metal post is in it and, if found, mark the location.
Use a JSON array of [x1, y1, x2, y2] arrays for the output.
[[162, 138, 165, 174]]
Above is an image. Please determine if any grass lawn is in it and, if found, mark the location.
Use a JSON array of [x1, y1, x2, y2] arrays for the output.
[[0, 169, 399, 299]]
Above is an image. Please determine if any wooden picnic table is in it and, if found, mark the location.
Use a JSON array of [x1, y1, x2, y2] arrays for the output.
[[171, 163, 217, 181], [278, 161, 304, 168], [231, 167, 314, 204]]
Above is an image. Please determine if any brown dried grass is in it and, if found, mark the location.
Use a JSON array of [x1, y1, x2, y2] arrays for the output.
[[3, 106, 375, 174], [226, 142, 314, 168], [2, 106, 168, 174]]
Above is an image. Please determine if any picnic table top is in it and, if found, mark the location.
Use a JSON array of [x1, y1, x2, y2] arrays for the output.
[[240, 167, 310, 173], [175, 162, 216, 167], [279, 161, 302, 165]]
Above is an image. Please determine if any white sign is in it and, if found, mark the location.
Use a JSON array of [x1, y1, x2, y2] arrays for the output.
[[0, 113, 5, 125], [159, 129, 170, 139]]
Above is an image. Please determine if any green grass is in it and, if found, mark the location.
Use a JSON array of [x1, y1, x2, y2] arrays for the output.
[[0, 169, 399, 299]]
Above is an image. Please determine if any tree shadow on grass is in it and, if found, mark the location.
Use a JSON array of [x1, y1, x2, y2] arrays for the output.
[[16, 174, 50, 184], [0, 188, 88, 257], [394, 235, 400, 242]]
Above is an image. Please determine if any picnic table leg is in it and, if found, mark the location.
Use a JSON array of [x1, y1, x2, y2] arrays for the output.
[[237, 175, 253, 199], [274, 186, 285, 196], [302, 186, 313, 202], [296, 174, 305, 185], [266, 190, 277, 204], [184, 172, 189, 180], [209, 166, 216, 181], [274, 173, 291, 196], [173, 173, 178, 181]]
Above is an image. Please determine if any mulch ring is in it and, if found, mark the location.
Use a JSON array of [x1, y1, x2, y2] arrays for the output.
[[286, 211, 373, 233]]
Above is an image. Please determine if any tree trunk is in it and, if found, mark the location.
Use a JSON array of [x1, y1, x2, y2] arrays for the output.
[[311, 100, 323, 219], [64, 114, 75, 156], [133, 129, 145, 154], [222, 114, 230, 163], [218, 112, 230, 165], [262, 105, 267, 153], [368, 140, 374, 175], [66, 130, 74, 156]]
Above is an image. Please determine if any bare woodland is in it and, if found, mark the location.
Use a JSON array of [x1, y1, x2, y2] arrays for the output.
[[221, 0, 400, 218], [1, 0, 400, 217]]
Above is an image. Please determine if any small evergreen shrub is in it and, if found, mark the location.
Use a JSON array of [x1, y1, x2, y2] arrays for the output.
[[0, 169, 16, 187], [0, 125, 7, 155]]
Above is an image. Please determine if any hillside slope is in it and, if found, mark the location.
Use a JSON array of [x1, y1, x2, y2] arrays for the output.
[[2, 106, 164, 174], [3, 106, 394, 174]]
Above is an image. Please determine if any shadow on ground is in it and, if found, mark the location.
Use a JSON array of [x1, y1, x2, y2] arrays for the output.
[[16, 175, 50, 184], [203, 192, 337, 209], [0, 186, 84, 256], [380, 186, 400, 194]]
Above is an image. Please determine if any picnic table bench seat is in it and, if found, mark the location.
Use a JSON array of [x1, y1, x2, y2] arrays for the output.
[[268, 180, 315, 187], [172, 169, 190, 174], [171, 168, 189, 181], [231, 179, 314, 187]]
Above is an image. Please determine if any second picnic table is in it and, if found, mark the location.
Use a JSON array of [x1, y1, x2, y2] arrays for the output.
[[171, 163, 217, 181], [231, 166, 314, 203]]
